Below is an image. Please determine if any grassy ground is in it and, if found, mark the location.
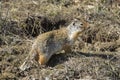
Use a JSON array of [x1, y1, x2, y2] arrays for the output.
[[0, 0, 120, 80]]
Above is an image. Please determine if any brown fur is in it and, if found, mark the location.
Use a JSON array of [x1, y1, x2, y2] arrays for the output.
[[20, 18, 89, 71]]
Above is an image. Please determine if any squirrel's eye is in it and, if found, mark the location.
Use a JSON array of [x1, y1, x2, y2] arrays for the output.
[[81, 23, 83, 25]]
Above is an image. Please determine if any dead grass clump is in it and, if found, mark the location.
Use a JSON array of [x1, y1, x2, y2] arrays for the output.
[[76, 9, 120, 52], [83, 25, 120, 43], [21, 15, 67, 37]]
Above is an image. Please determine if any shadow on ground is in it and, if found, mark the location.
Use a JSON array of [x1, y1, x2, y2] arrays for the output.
[[46, 51, 118, 67]]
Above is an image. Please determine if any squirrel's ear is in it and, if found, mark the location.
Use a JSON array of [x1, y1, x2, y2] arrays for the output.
[[73, 19, 78, 22]]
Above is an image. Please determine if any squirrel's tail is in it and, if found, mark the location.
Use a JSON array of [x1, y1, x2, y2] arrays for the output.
[[19, 50, 37, 71], [19, 56, 32, 71]]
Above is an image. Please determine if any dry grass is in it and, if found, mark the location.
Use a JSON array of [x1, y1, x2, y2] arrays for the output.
[[0, 0, 120, 80]]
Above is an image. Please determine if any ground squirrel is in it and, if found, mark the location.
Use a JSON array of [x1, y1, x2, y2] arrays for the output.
[[20, 18, 89, 71]]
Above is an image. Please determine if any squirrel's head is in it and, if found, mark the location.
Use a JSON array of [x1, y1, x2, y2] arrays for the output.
[[67, 18, 89, 41], [67, 18, 89, 34]]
